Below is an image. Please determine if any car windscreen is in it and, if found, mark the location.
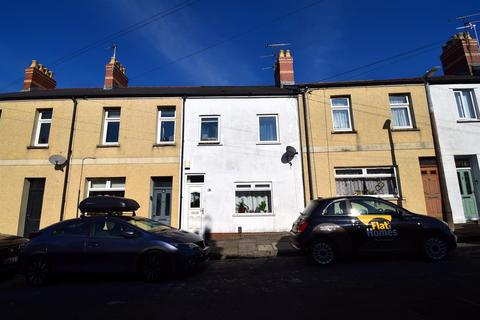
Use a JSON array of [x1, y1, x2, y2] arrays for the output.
[[120, 217, 173, 232]]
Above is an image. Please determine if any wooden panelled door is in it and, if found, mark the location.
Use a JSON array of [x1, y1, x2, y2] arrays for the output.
[[420, 164, 443, 220]]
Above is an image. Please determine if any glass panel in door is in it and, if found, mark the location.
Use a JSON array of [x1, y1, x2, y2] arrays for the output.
[[151, 188, 172, 225], [457, 168, 479, 220]]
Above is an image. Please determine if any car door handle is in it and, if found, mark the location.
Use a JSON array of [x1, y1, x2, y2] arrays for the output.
[[87, 242, 99, 248]]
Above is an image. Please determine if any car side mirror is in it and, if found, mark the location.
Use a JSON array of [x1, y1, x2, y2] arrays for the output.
[[121, 231, 137, 239]]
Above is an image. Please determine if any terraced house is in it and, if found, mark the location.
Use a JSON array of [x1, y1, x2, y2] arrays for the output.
[[0, 54, 302, 237], [296, 78, 441, 219]]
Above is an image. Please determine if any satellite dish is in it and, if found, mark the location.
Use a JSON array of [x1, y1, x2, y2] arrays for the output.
[[49, 154, 67, 165], [281, 146, 298, 166]]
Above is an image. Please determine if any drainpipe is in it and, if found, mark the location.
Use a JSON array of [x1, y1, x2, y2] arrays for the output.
[[423, 69, 454, 227], [178, 97, 186, 229], [60, 97, 78, 221], [294, 90, 307, 208], [383, 119, 403, 207], [301, 88, 314, 200]]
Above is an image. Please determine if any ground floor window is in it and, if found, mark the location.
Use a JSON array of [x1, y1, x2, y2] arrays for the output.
[[235, 182, 272, 214], [87, 178, 125, 197], [335, 167, 398, 198]]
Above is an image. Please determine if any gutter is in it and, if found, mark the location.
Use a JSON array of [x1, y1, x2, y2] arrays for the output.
[[59, 97, 78, 221]]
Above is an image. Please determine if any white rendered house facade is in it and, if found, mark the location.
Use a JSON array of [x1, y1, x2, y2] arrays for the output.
[[429, 80, 480, 223], [181, 95, 305, 234]]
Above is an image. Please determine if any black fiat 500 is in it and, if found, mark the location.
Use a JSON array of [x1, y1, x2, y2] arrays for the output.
[[19, 196, 209, 286], [291, 196, 457, 265]]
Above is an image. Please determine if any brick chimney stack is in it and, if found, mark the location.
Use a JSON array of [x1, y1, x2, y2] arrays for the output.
[[104, 56, 128, 90], [274, 49, 295, 87], [440, 32, 480, 76], [22, 60, 56, 91]]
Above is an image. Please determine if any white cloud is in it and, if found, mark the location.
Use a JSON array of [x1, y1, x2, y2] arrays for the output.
[[114, 1, 260, 85]]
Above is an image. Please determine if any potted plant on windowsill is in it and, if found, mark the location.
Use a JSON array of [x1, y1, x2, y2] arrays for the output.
[[236, 199, 249, 213], [256, 201, 267, 213]]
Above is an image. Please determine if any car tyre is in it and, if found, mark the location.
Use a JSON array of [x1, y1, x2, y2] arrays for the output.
[[25, 256, 50, 287], [423, 236, 448, 261], [141, 252, 169, 282], [310, 239, 336, 265]]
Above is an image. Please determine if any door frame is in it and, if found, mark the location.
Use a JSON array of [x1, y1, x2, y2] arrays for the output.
[[456, 167, 479, 220]]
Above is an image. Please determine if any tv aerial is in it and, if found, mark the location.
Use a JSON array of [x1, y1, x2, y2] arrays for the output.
[[261, 42, 292, 71], [48, 154, 67, 171], [281, 146, 298, 166], [456, 13, 480, 48]]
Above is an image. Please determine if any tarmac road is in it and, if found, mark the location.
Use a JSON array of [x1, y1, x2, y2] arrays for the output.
[[2, 243, 480, 320]]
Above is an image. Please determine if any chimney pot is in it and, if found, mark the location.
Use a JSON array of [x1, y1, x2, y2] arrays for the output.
[[22, 60, 56, 91]]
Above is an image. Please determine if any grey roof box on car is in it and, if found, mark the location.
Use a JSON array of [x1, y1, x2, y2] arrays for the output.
[[78, 196, 140, 214]]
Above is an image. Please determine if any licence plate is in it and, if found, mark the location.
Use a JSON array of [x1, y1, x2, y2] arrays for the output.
[[3, 256, 18, 265]]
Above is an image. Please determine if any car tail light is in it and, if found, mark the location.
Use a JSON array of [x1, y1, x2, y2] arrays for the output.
[[297, 220, 309, 233], [28, 231, 41, 239]]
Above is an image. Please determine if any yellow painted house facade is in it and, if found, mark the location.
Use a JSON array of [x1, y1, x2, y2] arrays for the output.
[[0, 94, 183, 235], [297, 79, 441, 218]]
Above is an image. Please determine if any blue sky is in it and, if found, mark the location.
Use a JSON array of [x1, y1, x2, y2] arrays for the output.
[[0, 0, 478, 92]]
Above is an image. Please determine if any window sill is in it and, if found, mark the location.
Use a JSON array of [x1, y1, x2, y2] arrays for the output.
[[331, 130, 357, 134], [153, 143, 176, 147], [27, 145, 49, 149], [256, 142, 281, 145], [198, 142, 222, 146], [457, 119, 480, 123], [391, 128, 419, 132], [233, 213, 275, 217], [96, 144, 120, 148]]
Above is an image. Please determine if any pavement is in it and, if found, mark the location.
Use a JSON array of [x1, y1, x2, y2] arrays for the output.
[[207, 223, 480, 259], [2, 242, 480, 320], [454, 222, 480, 242], [209, 232, 295, 259]]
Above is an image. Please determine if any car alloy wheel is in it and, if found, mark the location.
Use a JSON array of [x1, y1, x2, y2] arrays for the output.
[[311, 240, 335, 265], [25, 256, 50, 287], [141, 252, 167, 282], [424, 237, 448, 261]]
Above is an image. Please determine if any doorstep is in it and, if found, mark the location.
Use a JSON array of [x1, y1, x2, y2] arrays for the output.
[[207, 232, 298, 260]]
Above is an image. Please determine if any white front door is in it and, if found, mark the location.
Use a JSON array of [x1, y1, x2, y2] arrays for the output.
[[187, 186, 203, 233]]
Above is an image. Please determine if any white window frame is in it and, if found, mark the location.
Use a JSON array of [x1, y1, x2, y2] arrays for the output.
[[87, 178, 125, 197], [157, 107, 176, 144], [234, 182, 273, 215], [454, 89, 479, 120], [102, 108, 121, 145], [334, 167, 399, 198], [389, 94, 413, 129], [257, 114, 280, 144], [330, 97, 353, 132], [33, 109, 52, 147], [199, 115, 220, 144]]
